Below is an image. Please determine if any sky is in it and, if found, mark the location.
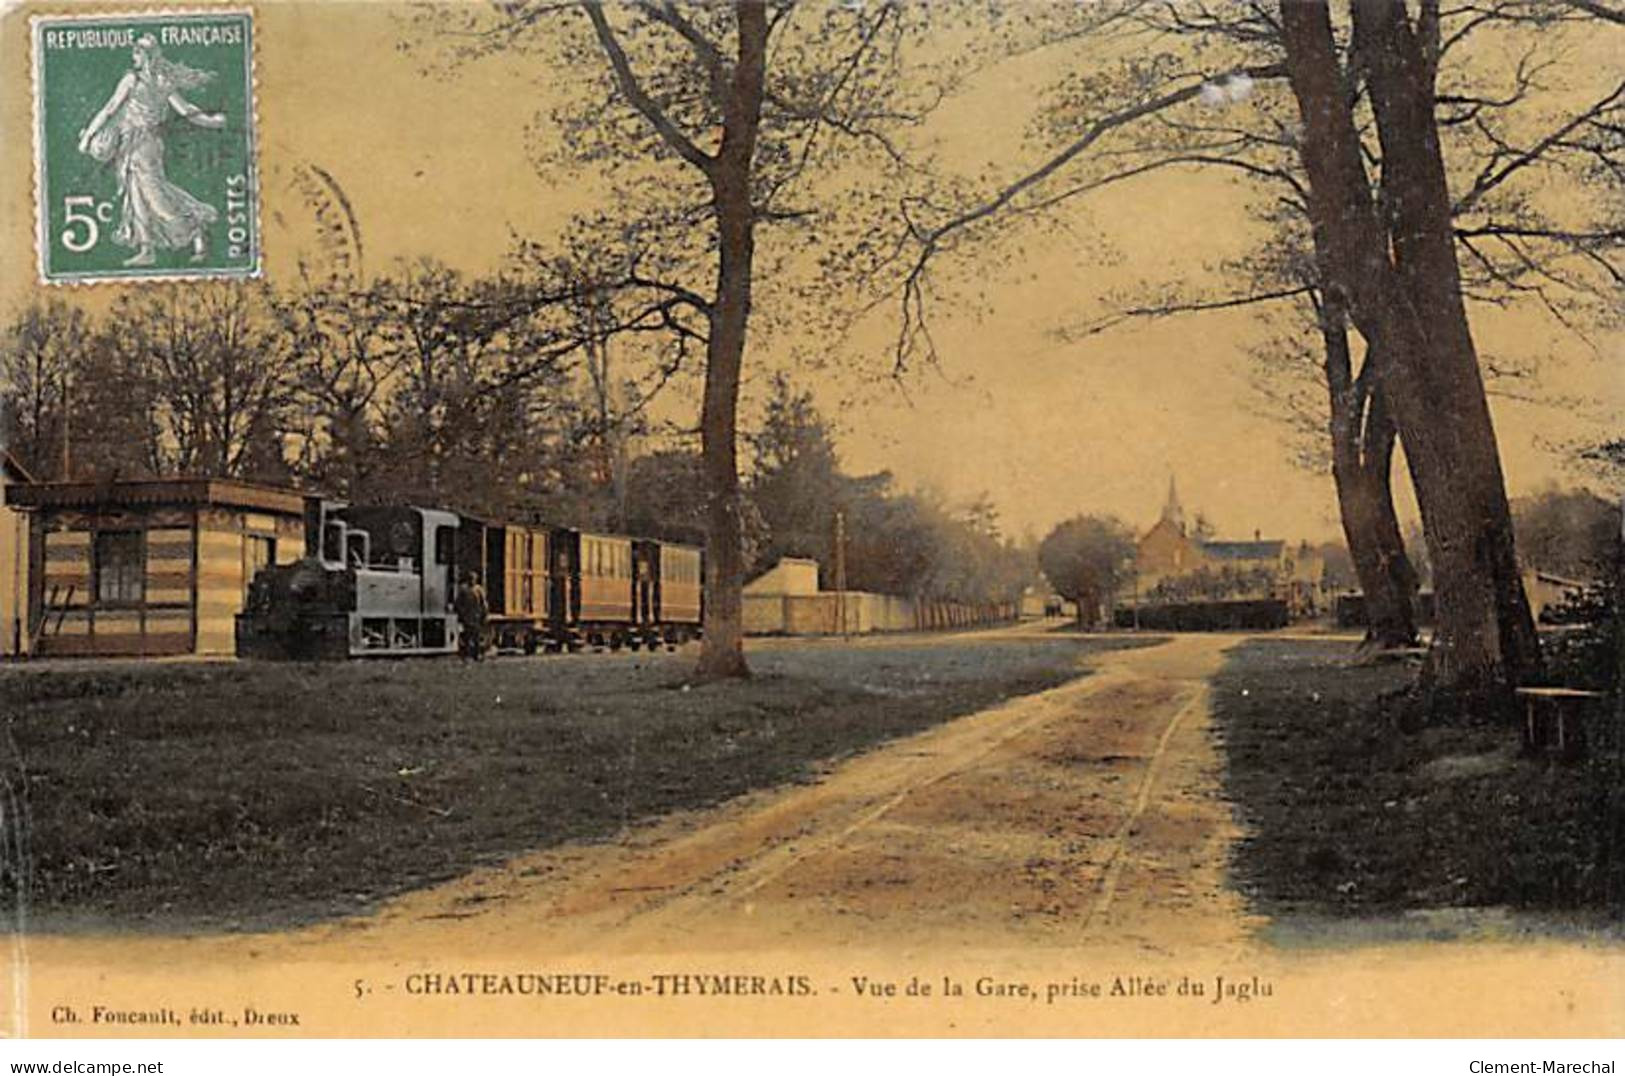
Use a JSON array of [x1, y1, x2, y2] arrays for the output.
[[1, 1, 1618, 547]]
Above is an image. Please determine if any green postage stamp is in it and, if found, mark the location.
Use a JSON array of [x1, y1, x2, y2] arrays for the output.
[[30, 9, 259, 283]]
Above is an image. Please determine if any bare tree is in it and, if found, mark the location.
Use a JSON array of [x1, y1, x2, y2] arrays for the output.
[[1276, 0, 1542, 707], [273, 269, 403, 497], [0, 299, 89, 480], [111, 284, 289, 480], [413, 0, 988, 678]]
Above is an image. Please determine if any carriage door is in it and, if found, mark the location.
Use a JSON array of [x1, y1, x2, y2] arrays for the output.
[[632, 542, 653, 625], [548, 533, 573, 630]]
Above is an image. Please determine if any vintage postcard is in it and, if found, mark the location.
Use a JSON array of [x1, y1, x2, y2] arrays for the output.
[[0, 0, 1620, 1043]]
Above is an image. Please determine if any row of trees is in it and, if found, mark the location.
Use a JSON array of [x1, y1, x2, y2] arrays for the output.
[[13, 1, 1612, 699], [1, 268, 633, 526], [887, 0, 1619, 713], [0, 290, 1033, 610], [516, 0, 1617, 702]]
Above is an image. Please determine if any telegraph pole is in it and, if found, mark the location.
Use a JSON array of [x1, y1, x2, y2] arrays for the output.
[[834, 509, 848, 639]]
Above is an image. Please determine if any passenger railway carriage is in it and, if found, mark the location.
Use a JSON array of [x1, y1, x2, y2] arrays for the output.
[[236, 495, 703, 660]]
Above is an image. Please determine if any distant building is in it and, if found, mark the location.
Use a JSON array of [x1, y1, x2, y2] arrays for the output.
[[1131, 476, 1325, 614], [742, 557, 821, 599], [1136, 477, 1202, 589]]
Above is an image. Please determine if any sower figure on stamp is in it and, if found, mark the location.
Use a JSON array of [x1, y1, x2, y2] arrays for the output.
[[76, 34, 225, 267], [454, 570, 488, 662]]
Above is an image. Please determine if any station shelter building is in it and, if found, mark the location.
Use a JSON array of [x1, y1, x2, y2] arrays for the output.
[[6, 478, 306, 658]]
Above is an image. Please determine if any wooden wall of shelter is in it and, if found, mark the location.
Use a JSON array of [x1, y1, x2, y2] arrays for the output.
[[10, 480, 306, 658]]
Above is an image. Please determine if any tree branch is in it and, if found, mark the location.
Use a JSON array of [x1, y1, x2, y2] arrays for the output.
[[1053, 283, 1315, 341], [1453, 78, 1625, 214], [581, 1, 715, 174], [892, 60, 1288, 370]]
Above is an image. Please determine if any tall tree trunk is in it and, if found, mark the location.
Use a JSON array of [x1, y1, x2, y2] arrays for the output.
[[694, 1, 768, 680], [1353, 388, 1420, 641], [1280, 0, 1539, 713], [1350, 0, 1540, 691], [1319, 296, 1418, 648], [1338, 387, 1420, 648]]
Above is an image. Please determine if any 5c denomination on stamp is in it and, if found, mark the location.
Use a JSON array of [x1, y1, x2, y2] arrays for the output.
[[31, 8, 260, 284]]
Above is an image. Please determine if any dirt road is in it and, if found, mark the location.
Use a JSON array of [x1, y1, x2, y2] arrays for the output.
[[318, 630, 1259, 959], [22, 630, 1622, 1038]]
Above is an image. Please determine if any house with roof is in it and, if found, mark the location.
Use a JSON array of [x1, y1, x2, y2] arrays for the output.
[[1131, 476, 1321, 612]]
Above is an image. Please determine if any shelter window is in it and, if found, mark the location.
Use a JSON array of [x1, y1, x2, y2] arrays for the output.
[[95, 531, 144, 606]]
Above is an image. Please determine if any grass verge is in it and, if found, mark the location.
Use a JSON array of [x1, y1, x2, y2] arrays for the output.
[[1212, 639, 1625, 920], [1, 635, 1149, 933]]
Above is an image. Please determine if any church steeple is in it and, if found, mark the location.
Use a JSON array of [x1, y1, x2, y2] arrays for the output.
[[1160, 474, 1186, 535]]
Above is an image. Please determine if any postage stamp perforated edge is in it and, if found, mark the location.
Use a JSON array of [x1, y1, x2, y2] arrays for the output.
[[29, 5, 263, 286]]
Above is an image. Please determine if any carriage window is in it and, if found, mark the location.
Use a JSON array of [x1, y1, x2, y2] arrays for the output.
[[94, 531, 143, 606]]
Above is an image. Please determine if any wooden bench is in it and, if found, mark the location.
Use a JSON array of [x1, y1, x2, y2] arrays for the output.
[[1516, 687, 1607, 760]]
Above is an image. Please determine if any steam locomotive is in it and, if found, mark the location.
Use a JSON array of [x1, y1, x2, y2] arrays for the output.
[[235, 497, 702, 659]]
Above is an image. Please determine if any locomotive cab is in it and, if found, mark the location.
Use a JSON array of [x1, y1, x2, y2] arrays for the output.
[[238, 499, 462, 658], [324, 503, 461, 654]]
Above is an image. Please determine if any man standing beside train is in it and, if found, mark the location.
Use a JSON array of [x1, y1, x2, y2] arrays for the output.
[[454, 570, 489, 661]]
